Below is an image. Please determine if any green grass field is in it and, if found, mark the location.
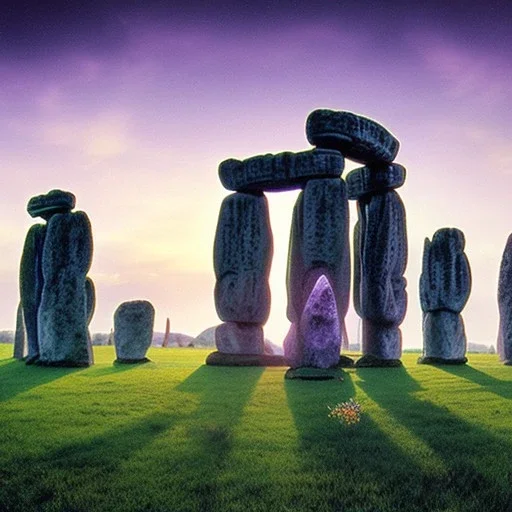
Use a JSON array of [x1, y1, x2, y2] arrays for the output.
[[1, 345, 512, 512]]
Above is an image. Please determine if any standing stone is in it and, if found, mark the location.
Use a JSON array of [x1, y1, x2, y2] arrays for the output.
[[497, 235, 512, 364], [418, 228, 471, 365], [114, 300, 155, 363], [19, 223, 46, 364], [284, 178, 351, 369], [37, 211, 94, 366], [13, 301, 27, 360], [348, 164, 408, 367], [213, 192, 273, 355]]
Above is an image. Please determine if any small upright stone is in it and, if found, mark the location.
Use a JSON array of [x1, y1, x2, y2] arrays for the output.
[[219, 149, 344, 192], [497, 234, 512, 364], [114, 300, 155, 363], [418, 228, 471, 365], [306, 109, 400, 164], [27, 189, 75, 220]]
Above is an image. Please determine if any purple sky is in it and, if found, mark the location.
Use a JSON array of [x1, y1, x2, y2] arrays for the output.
[[1, 1, 511, 347]]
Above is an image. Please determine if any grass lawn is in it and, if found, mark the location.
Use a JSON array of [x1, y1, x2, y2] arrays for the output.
[[1, 345, 512, 512]]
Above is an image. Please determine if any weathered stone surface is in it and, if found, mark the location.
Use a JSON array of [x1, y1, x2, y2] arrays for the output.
[[27, 189, 75, 220], [346, 163, 406, 200], [421, 310, 467, 361], [38, 211, 93, 366], [13, 301, 26, 360], [355, 190, 407, 360], [306, 109, 400, 164], [285, 179, 350, 365], [219, 149, 344, 192], [214, 192, 273, 324], [420, 228, 471, 314], [497, 234, 512, 363], [114, 300, 155, 362], [205, 351, 287, 366], [19, 223, 46, 364], [215, 322, 264, 354]]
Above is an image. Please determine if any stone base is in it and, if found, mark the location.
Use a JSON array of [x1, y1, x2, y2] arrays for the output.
[[215, 322, 264, 355], [35, 359, 91, 368], [503, 360, 512, 366], [338, 355, 355, 367], [25, 355, 40, 365], [355, 354, 402, 368], [285, 367, 344, 380], [114, 357, 151, 365], [417, 356, 467, 365], [205, 351, 286, 367]]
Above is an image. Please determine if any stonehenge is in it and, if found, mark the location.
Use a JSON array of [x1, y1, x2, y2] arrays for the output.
[[418, 228, 471, 365], [19, 189, 95, 367], [210, 108, 407, 371]]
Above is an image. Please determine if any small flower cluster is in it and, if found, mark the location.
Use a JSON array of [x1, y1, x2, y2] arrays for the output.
[[328, 398, 362, 425]]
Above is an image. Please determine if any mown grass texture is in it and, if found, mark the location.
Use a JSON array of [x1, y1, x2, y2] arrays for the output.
[[1, 345, 512, 512]]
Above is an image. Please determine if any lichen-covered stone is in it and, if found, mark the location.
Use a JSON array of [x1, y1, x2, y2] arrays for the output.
[[346, 163, 406, 200], [13, 301, 26, 360], [114, 300, 155, 362], [215, 322, 264, 354], [306, 109, 400, 164], [38, 211, 93, 366], [285, 178, 350, 367], [420, 228, 471, 314], [497, 234, 512, 363], [19, 223, 46, 364], [27, 189, 75, 220], [214, 192, 273, 324], [219, 149, 344, 192], [355, 190, 407, 360], [420, 310, 468, 362]]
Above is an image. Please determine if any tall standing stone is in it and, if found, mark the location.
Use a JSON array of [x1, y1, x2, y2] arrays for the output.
[[19, 223, 46, 364], [114, 300, 155, 363], [497, 235, 512, 364], [213, 192, 273, 355], [284, 178, 351, 368], [418, 228, 471, 365], [37, 211, 94, 366], [13, 301, 27, 360]]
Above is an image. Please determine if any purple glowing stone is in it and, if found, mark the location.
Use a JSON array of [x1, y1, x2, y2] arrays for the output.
[[284, 275, 341, 369]]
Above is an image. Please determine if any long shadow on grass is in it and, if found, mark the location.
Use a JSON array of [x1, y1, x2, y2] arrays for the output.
[[0, 359, 86, 402], [284, 372, 440, 511], [357, 366, 512, 512], [434, 364, 512, 401], [0, 410, 182, 512], [173, 365, 264, 511]]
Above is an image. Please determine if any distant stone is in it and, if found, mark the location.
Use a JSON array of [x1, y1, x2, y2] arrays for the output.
[[13, 301, 26, 360], [38, 212, 93, 367], [214, 192, 272, 324], [264, 339, 284, 356], [27, 189, 75, 220], [346, 163, 406, 200], [219, 149, 344, 192], [19, 223, 46, 364], [205, 351, 287, 366], [355, 354, 402, 368], [114, 300, 155, 363], [215, 322, 264, 354], [306, 109, 400, 164]]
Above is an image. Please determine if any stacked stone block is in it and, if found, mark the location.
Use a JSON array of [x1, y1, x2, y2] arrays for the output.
[[307, 109, 408, 367], [418, 228, 471, 365], [19, 190, 95, 366]]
